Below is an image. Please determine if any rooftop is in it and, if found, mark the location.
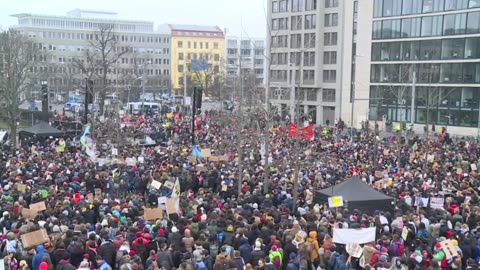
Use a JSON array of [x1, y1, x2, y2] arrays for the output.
[[11, 13, 153, 25], [168, 24, 222, 33]]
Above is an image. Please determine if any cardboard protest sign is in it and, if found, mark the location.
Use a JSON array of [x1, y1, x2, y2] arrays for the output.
[[328, 196, 344, 208], [218, 156, 229, 162], [166, 198, 178, 215], [21, 229, 49, 249], [196, 166, 208, 172], [163, 181, 174, 189], [30, 201, 46, 212], [126, 158, 136, 166], [21, 208, 38, 219], [16, 184, 26, 193], [346, 243, 363, 258], [430, 197, 445, 209], [471, 164, 477, 171], [210, 156, 220, 162], [151, 180, 162, 190], [144, 208, 163, 220], [222, 185, 228, 192], [188, 156, 197, 164], [95, 188, 102, 200], [440, 239, 459, 259], [201, 148, 212, 158], [375, 171, 384, 178]]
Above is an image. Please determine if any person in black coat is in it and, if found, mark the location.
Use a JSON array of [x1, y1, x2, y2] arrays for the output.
[[98, 234, 117, 270]]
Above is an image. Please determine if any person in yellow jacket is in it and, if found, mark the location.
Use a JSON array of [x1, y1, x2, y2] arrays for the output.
[[268, 245, 283, 269], [307, 231, 320, 267]]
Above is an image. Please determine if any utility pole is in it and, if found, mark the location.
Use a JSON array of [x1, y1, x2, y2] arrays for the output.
[[411, 71, 416, 125]]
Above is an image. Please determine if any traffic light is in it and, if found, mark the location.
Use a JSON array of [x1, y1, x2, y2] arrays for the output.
[[193, 87, 203, 109], [41, 82, 48, 116], [86, 80, 94, 104]]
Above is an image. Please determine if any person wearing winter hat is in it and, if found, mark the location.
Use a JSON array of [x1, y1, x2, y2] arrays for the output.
[[269, 245, 283, 269], [77, 261, 90, 270], [250, 241, 266, 267]]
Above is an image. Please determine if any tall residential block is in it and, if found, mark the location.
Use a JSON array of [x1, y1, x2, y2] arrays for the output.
[[225, 36, 267, 103], [267, 0, 360, 125], [168, 24, 225, 97]]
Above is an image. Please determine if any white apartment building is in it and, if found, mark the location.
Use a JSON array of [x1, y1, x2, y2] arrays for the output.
[[10, 9, 171, 102], [225, 36, 267, 102], [267, 0, 360, 126]]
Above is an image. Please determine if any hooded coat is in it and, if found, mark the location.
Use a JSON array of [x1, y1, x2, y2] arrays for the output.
[[306, 231, 319, 262], [32, 245, 50, 270]]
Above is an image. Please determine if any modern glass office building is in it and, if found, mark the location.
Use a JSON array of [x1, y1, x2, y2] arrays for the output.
[[369, 0, 480, 130]]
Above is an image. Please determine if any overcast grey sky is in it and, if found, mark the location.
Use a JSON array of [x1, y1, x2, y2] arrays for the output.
[[0, 0, 268, 38]]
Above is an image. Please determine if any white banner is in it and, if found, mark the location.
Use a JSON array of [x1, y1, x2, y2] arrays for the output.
[[333, 228, 376, 244], [430, 197, 444, 209]]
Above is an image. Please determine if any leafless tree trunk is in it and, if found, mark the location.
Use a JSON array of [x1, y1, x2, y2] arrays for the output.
[[0, 30, 39, 149]]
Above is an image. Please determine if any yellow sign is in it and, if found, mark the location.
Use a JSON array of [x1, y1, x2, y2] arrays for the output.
[[328, 196, 344, 208]]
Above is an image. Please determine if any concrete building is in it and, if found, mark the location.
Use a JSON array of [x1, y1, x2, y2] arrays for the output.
[[266, 0, 360, 126], [357, 0, 480, 136], [10, 9, 171, 102], [168, 24, 224, 97], [225, 36, 266, 102]]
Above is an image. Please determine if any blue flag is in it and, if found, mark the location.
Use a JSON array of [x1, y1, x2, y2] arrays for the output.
[[192, 145, 203, 158]]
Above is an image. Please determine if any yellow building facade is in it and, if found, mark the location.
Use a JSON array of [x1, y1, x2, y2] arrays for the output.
[[169, 24, 224, 96]]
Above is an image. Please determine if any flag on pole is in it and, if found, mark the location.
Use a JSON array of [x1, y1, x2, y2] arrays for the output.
[[192, 145, 203, 158], [80, 124, 97, 161], [288, 123, 314, 140]]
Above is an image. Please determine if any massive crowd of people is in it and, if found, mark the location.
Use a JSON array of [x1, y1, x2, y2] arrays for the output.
[[0, 107, 479, 270]]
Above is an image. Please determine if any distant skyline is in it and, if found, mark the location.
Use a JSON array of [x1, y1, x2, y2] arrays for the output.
[[0, 0, 268, 38]]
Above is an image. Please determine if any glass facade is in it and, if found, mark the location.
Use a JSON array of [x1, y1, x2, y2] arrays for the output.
[[371, 0, 480, 128]]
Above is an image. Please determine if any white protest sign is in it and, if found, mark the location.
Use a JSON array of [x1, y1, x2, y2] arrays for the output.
[[430, 197, 445, 209], [328, 196, 344, 208], [332, 228, 376, 244]]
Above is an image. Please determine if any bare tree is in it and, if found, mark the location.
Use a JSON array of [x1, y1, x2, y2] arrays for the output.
[[73, 23, 129, 114], [0, 30, 39, 149]]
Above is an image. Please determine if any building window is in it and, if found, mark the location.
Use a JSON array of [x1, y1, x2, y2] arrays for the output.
[[194, 42, 197, 49], [374, 0, 383, 17], [188, 41, 191, 48], [373, 21, 382, 39], [421, 15, 443, 36], [470, 0, 480, 7], [291, 15, 302, 30], [423, 0, 446, 13], [325, 0, 338, 8], [467, 11, 480, 34], [279, 0, 289, 12], [291, 0, 304, 12], [273, 1, 280, 13], [322, 88, 336, 102], [303, 70, 315, 83], [441, 38, 465, 59], [324, 32, 338, 45], [304, 52, 315, 66], [178, 52, 184, 60], [272, 19, 279, 30], [382, 19, 401, 39], [305, 14, 316, 29], [402, 0, 422, 15], [323, 70, 336, 82], [214, 65, 220, 73], [383, 0, 402, 17], [443, 13, 467, 35], [200, 42, 203, 49], [214, 42, 219, 49], [178, 65, 184, 72], [304, 33, 316, 48], [445, 0, 468, 10], [401, 18, 421, 37], [290, 34, 302, 48], [323, 51, 337, 64], [305, 0, 318, 10], [324, 13, 338, 27], [214, 54, 220, 61], [290, 52, 301, 65]]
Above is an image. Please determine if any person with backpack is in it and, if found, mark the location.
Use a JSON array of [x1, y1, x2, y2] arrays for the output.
[[268, 245, 283, 270], [250, 241, 265, 267]]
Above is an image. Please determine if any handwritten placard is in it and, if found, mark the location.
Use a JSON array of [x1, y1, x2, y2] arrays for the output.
[[151, 180, 162, 189], [21, 208, 38, 219], [30, 201, 46, 212], [21, 229, 49, 249], [201, 148, 212, 158], [144, 208, 163, 220]]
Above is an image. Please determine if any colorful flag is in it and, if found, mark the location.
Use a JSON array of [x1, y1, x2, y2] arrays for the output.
[[288, 123, 314, 140], [166, 112, 173, 119], [80, 124, 97, 161], [192, 145, 203, 158], [137, 115, 145, 123]]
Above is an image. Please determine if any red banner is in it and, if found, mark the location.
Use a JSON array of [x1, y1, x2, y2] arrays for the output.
[[288, 123, 314, 140]]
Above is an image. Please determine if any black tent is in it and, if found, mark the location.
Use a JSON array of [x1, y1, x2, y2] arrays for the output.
[[315, 175, 395, 213], [19, 122, 64, 140]]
